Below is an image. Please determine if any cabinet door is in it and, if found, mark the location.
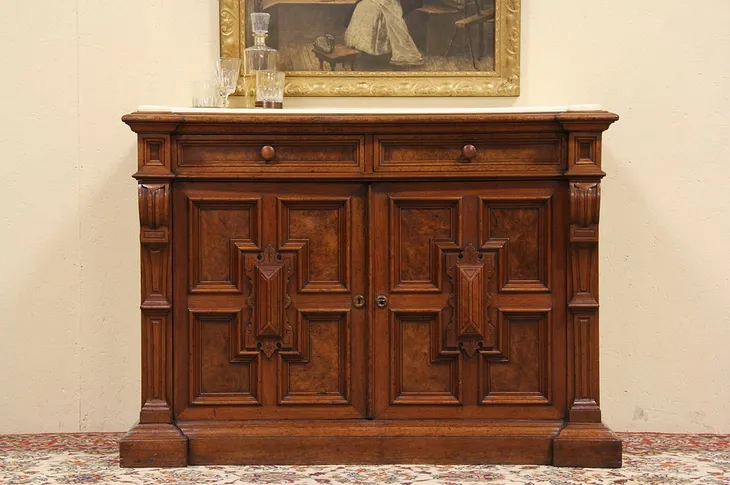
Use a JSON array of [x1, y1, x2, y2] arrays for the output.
[[174, 182, 367, 420], [372, 182, 566, 419]]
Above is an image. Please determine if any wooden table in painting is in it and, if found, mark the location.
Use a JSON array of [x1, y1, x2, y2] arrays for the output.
[[313, 45, 360, 70]]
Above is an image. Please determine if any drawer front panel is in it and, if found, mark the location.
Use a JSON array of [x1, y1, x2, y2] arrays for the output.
[[177, 135, 364, 174], [375, 134, 564, 174]]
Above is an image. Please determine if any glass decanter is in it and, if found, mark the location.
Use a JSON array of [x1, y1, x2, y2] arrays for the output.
[[244, 13, 278, 74]]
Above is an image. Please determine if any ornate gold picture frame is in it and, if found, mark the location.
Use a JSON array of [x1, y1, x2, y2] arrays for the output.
[[220, 0, 520, 96]]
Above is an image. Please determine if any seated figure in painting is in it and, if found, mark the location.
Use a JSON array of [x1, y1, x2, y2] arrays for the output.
[[344, 0, 424, 67]]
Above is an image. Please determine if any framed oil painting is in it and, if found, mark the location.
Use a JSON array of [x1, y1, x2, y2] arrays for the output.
[[220, 0, 520, 96]]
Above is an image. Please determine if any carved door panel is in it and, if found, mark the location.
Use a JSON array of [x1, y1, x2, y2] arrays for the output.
[[372, 182, 567, 419], [174, 182, 367, 420]]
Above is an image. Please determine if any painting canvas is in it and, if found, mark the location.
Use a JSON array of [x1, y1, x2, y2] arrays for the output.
[[220, 0, 520, 96]]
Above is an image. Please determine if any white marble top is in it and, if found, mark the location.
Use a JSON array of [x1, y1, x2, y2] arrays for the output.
[[136, 104, 603, 115]]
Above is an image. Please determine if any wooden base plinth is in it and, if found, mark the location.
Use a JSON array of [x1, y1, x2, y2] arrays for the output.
[[119, 423, 188, 468], [179, 420, 561, 465], [553, 423, 622, 468], [120, 420, 623, 468]]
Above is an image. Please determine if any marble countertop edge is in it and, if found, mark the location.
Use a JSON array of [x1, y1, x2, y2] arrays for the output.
[[135, 104, 604, 115]]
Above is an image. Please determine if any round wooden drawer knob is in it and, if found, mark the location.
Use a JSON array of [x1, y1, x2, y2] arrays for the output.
[[462, 144, 478, 161], [260, 145, 276, 162]]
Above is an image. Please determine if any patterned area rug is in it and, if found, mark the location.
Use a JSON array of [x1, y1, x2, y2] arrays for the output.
[[0, 433, 728, 484]]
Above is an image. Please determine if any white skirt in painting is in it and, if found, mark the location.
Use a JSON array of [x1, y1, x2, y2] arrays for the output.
[[345, 0, 424, 66]]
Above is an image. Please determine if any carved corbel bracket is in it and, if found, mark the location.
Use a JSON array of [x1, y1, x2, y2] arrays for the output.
[[139, 183, 170, 247], [244, 245, 294, 358], [446, 244, 495, 358], [571, 182, 600, 227]]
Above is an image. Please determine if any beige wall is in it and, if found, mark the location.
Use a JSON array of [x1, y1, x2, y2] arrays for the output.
[[1, 0, 728, 434]]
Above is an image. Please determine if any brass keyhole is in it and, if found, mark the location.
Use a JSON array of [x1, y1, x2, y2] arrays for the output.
[[376, 295, 388, 308], [353, 294, 366, 309]]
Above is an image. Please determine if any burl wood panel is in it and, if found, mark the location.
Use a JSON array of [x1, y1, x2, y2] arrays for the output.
[[390, 197, 461, 292], [490, 208, 539, 280], [278, 198, 350, 293], [199, 320, 250, 394], [480, 196, 551, 292], [123, 111, 620, 468], [481, 311, 550, 405], [391, 312, 460, 405], [280, 311, 349, 404], [189, 198, 262, 293], [287, 320, 342, 394], [289, 209, 339, 281], [189, 311, 259, 405], [489, 320, 541, 392]]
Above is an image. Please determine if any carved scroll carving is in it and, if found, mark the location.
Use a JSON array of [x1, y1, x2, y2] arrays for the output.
[[447, 244, 494, 358], [244, 245, 294, 358]]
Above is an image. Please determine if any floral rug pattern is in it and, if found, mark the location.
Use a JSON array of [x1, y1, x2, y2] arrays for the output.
[[0, 433, 728, 484]]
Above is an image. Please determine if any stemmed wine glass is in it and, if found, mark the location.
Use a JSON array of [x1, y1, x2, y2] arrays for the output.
[[215, 57, 242, 108]]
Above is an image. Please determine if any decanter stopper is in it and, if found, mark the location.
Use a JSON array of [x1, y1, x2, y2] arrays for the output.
[[251, 12, 270, 34]]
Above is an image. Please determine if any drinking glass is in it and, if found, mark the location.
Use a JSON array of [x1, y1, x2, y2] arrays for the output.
[[192, 80, 221, 108], [216, 57, 242, 107], [255, 71, 285, 109]]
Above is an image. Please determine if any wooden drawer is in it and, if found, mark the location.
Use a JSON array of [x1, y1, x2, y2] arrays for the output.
[[176, 135, 364, 174], [374, 134, 564, 174]]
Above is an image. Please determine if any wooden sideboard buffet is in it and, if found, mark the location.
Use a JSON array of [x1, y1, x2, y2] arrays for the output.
[[119, 109, 620, 468]]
